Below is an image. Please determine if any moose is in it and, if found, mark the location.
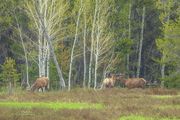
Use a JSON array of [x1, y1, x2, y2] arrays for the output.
[[120, 77, 147, 89], [101, 73, 147, 89], [100, 73, 124, 89], [31, 77, 49, 92]]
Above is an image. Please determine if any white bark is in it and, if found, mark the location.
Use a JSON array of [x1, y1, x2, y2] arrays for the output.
[[15, 17, 30, 89], [160, 63, 165, 88], [47, 45, 50, 89], [38, 0, 44, 77], [88, 0, 98, 88], [44, 25, 66, 88], [161, 64, 165, 79], [26, 0, 66, 89], [34, 0, 66, 88], [93, 1, 112, 89], [137, 6, 145, 78], [68, 0, 82, 91], [94, 7, 101, 89], [83, 12, 87, 88], [126, 2, 131, 78]]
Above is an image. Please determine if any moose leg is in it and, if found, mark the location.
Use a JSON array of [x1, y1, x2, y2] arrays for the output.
[[41, 87, 44, 92]]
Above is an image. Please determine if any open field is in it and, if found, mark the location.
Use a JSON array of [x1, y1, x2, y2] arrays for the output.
[[0, 88, 179, 120]]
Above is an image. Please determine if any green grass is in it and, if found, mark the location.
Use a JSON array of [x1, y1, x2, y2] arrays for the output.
[[119, 115, 179, 120], [0, 101, 104, 110]]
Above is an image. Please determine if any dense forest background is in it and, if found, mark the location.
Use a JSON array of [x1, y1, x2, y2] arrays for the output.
[[0, 0, 179, 91]]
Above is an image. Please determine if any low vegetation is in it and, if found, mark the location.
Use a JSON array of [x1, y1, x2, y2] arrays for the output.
[[0, 88, 179, 120], [119, 115, 179, 120]]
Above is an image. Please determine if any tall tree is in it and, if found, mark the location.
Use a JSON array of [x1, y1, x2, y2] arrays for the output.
[[88, 0, 98, 88], [68, 0, 82, 91], [26, 0, 67, 89], [137, 6, 145, 78], [156, 0, 180, 87]]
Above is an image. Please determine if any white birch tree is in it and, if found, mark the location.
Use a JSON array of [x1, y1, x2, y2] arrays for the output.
[[68, 0, 83, 91], [88, 0, 98, 88], [15, 17, 30, 89], [126, 2, 132, 78], [93, 0, 113, 89], [83, 11, 87, 88], [25, 0, 67, 88], [137, 6, 145, 78]]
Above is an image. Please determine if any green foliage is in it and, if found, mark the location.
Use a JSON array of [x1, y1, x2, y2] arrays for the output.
[[164, 74, 180, 88], [155, 0, 180, 87], [49, 61, 59, 90], [115, 38, 133, 56], [156, 38, 174, 64], [0, 57, 19, 83], [28, 62, 38, 84]]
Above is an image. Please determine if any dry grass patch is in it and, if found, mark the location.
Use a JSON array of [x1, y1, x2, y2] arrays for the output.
[[145, 88, 178, 95], [0, 88, 179, 120]]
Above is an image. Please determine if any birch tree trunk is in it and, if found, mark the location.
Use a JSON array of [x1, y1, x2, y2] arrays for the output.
[[83, 12, 87, 88], [44, 29, 66, 89], [88, 0, 98, 88], [126, 2, 131, 78], [160, 63, 165, 87], [15, 17, 30, 89], [137, 6, 145, 78], [38, 1, 43, 77], [94, 7, 100, 89], [47, 46, 50, 89], [68, 0, 82, 91]]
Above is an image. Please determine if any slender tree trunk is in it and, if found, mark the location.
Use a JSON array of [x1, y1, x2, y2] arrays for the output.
[[160, 2, 171, 88], [38, 25, 43, 77], [137, 6, 145, 78], [94, 6, 100, 89], [161, 63, 165, 87], [20, 30, 30, 88], [15, 17, 30, 89], [161, 64, 165, 79], [46, 33, 66, 89], [83, 12, 87, 88], [47, 46, 50, 89], [94, 52, 99, 89], [94, 46, 99, 89], [88, 0, 98, 88], [68, 1, 82, 91], [126, 2, 131, 78]]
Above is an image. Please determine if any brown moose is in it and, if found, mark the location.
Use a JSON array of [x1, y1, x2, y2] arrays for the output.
[[31, 77, 49, 92], [120, 77, 147, 89]]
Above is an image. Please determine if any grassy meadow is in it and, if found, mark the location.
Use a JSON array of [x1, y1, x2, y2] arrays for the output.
[[0, 88, 179, 120]]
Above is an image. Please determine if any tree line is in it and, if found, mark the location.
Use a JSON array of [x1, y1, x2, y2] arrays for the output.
[[0, 0, 179, 92]]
